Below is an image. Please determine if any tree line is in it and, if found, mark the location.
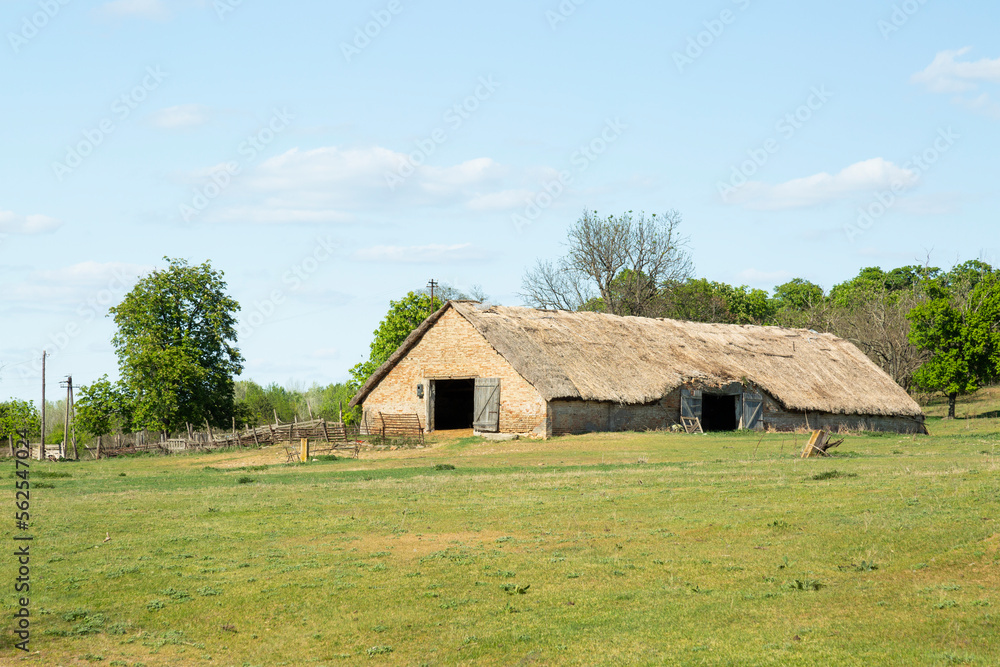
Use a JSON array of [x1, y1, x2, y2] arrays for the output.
[[521, 210, 1000, 417]]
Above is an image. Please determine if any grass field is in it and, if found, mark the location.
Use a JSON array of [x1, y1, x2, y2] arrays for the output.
[[3, 394, 999, 666]]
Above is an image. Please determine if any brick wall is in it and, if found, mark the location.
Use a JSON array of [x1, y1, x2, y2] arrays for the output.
[[362, 309, 548, 435]]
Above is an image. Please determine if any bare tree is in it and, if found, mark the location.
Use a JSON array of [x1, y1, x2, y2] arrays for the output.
[[468, 284, 490, 303], [418, 282, 493, 303], [520, 259, 594, 311], [521, 209, 693, 316]]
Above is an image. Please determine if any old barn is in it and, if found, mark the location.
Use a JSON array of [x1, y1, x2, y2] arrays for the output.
[[350, 301, 927, 437]]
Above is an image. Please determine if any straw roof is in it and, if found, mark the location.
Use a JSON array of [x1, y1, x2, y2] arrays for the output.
[[351, 301, 923, 418]]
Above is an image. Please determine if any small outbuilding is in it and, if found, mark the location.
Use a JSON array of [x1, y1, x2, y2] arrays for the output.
[[349, 301, 927, 437]]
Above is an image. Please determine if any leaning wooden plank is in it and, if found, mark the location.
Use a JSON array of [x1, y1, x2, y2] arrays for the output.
[[801, 430, 828, 458]]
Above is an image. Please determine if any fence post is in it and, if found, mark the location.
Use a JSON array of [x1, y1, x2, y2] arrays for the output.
[[300, 437, 309, 463]]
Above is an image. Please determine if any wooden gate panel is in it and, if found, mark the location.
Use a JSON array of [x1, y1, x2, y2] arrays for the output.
[[473, 378, 501, 433], [741, 392, 763, 430]]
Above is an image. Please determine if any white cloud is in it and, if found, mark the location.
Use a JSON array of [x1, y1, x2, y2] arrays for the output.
[[197, 144, 545, 224], [0, 211, 62, 235], [911, 48, 1000, 94], [725, 158, 920, 210], [354, 243, 484, 264], [3, 261, 150, 309], [98, 0, 170, 20], [149, 104, 213, 129], [956, 92, 1000, 120], [912, 48, 1000, 119], [33, 261, 148, 285]]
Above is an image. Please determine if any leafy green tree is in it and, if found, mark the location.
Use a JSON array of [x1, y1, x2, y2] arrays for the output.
[[109, 258, 243, 433], [0, 400, 40, 441], [773, 279, 824, 312], [350, 292, 443, 390], [234, 380, 271, 426], [75, 376, 132, 437], [310, 383, 361, 425], [721, 285, 777, 325], [908, 274, 1000, 418], [771, 279, 826, 329], [659, 279, 734, 323], [658, 279, 777, 325], [966, 273, 1000, 381], [944, 260, 995, 301], [236, 380, 363, 426]]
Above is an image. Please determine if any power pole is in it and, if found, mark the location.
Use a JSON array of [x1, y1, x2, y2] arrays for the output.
[[60, 375, 77, 460], [427, 279, 438, 315], [69, 380, 77, 461], [40, 352, 46, 461], [62, 376, 71, 459]]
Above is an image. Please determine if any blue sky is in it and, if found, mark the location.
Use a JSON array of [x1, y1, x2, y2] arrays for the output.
[[2, 0, 999, 401]]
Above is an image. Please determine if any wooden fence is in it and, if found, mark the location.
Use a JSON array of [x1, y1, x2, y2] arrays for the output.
[[89, 419, 360, 458], [361, 412, 425, 444]]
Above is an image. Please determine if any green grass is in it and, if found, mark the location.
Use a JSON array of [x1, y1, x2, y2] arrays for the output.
[[2, 414, 999, 666]]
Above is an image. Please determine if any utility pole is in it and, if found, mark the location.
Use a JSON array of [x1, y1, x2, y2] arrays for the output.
[[62, 376, 71, 459], [427, 279, 438, 315], [40, 352, 46, 461], [69, 380, 77, 461], [60, 375, 77, 460]]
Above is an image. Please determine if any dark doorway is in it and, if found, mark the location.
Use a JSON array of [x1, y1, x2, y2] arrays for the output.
[[433, 379, 475, 430], [702, 394, 738, 432]]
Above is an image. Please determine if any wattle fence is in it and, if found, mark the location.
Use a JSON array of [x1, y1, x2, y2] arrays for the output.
[[19, 418, 361, 459]]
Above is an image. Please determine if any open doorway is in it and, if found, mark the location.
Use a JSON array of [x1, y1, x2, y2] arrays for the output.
[[702, 394, 738, 432], [432, 379, 475, 430]]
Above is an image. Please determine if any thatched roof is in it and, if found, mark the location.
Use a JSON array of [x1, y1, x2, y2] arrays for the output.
[[351, 301, 924, 418]]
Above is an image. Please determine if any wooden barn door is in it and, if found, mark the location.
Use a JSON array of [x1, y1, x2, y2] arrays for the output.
[[680, 389, 703, 421], [473, 378, 501, 433], [740, 391, 763, 430], [427, 381, 436, 431]]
